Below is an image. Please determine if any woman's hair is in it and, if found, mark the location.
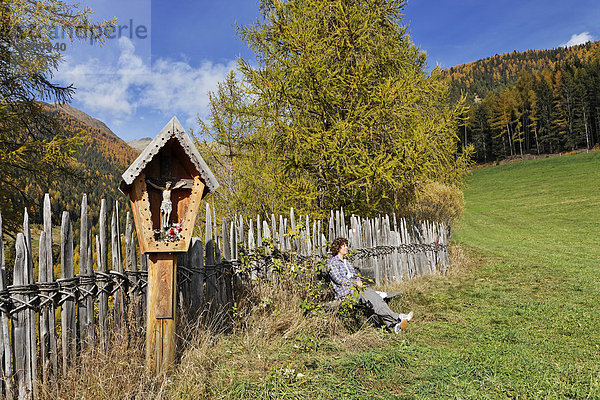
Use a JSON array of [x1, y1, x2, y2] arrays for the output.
[[330, 237, 348, 256]]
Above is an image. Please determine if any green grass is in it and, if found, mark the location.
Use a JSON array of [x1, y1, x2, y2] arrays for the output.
[[399, 151, 600, 398]]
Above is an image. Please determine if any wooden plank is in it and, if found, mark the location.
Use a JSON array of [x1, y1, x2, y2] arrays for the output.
[[38, 231, 50, 385], [423, 222, 433, 275], [112, 202, 125, 328], [215, 217, 224, 309], [204, 204, 217, 312], [61, 211, 76, 375], [341, 208, 347, 239], [256, 215, 262, 248], [230, 221, 237, 261], [396, 218, 409, 281], [13, 233, 30, 399], [222, 220, 233, 307], [328, 211, 334, 244], [98, 199, 109, 349], [385, 215, 395, 283], [284, 218, 291, 252], [0, 213, 13, 399], [43, 194, 58, 377], [140, 253, 148, 328], [156, 257, 175, 319], [312, 220, 317, 255], [87, 225, 94, 344], [304, 215, 311, 256], [374, 218, 381, 285], [126, 212, 141, 324], [270, 214, 277, 246], [79, 195, 90, 348], [442, 223, 450, 271], [146, 253, 176, 374], [230, 221, 240, 288], [176, 252, 188, 312], [290, 208, 298, 252], [222, 219, 231, 260], [22, 210, 37, 399], [237, 215, 245, 249], [188, 238, 204, 315]]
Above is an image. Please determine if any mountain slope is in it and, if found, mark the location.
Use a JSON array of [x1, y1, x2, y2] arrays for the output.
[[38, 103, 140, 226], [442, 40, 600, 102]]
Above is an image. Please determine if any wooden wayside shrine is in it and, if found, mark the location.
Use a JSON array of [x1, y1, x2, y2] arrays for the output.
[[120, 116, 219, 374]]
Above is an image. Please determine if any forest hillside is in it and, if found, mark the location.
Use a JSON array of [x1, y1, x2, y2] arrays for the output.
[[36, 103, 139, 227], [443, 41, 600, 162]]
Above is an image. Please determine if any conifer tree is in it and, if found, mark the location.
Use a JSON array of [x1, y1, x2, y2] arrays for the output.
[[233, 0, 471, 217]]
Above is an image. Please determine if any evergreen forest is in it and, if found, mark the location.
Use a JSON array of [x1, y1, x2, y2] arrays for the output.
[[445, 41, 600, 162]]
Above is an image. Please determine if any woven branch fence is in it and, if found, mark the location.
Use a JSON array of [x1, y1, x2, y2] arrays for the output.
[[0, 193, 450, 399]]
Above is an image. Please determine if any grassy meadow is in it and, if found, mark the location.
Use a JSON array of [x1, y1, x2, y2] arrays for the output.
[[55, 151, 600, 399], [158, 152, 599, 399]]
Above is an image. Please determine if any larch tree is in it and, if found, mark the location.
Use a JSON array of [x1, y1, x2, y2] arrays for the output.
[[197, 71, 287, 217], [231, 0, 472, 218]]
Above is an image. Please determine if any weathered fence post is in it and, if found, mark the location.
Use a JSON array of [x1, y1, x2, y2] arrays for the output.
[[187, 238, 204, 316], [22, 210, 38, 399], [205, 204, 217, 313], [38, 231, 49, 385], [60, 211, 76, 375], [0, 213, 13, 399], [78, 195, 91, 348], [97, 199, 109, 349], [42, 194, 58, 377], [112, 202, 125, 328], [13, 233, 32, 399], [125, 211, 141, 325]]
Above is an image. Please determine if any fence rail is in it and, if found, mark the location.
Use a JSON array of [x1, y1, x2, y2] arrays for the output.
[[0, 194, 449, 399]]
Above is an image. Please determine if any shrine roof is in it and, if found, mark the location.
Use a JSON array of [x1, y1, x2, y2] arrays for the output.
[[120, 116, 219, 195]]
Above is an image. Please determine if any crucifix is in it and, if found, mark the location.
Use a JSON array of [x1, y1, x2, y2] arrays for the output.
[[119, 116, 219, 375], [146, 178, 193, 231]]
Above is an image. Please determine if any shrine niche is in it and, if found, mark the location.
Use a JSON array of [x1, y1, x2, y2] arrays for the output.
[[119, 116, 219, 254]]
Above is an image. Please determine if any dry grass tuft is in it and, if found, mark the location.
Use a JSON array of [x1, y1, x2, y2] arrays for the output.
[[41, 326, 161, 399]]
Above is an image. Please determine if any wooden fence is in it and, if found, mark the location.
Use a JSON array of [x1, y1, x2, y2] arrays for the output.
[[0, 194, 449, 399]]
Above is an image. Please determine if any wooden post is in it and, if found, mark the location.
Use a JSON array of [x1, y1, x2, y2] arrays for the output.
[[22, 210, 38, 399], [126, 212, 141, 325], [61, 211, 76, 375], [0, 213, 13, 399], [43, 194, 58, 378], [140, 253, 148, 328], [78, 195, 90, 348], [112, 202, 125, 328], [97, 199, 109, 349], [146, 253, 177, 374], [188, 238, 204, 316], [38, 231, 50, 384], [13, 233, 30, 399]]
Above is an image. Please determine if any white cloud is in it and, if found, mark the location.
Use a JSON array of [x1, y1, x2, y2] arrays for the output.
[[561, 32, 594, 48], [55, 37, 238, 129]]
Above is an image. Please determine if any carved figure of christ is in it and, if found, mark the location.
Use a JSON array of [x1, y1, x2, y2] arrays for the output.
[[146, 178, 193, 230]]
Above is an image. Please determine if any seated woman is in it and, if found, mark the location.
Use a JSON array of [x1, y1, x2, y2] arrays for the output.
[[328, 237, 413, 333]]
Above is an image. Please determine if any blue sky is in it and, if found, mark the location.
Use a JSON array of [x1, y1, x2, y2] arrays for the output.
[[54, 0, 600, 141]]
